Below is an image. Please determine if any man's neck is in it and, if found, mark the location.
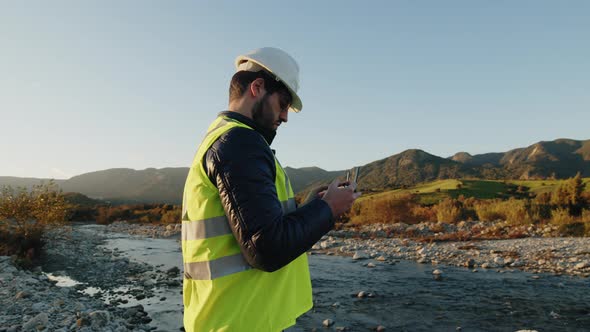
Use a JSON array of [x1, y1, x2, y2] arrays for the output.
[[227, 99, 253, 119], [218, 111, 276, 146]]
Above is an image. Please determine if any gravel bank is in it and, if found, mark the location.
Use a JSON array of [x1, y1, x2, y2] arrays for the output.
[[107, 220, 589, 277], [314, 221, 590, 277], [0, 226, 182, 332], [106, 221, 180, 239]]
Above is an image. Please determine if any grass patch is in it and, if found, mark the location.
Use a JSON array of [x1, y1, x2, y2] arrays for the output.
[[358, 177, 590, 206]]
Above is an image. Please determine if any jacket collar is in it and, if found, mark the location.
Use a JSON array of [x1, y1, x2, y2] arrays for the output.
[[218, 111, 277, 146]]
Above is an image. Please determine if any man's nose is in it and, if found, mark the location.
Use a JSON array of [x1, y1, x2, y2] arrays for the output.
[[280, 109, 288, 123]]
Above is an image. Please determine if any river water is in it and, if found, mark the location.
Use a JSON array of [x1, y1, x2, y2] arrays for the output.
[[46, 225, 590, 331]]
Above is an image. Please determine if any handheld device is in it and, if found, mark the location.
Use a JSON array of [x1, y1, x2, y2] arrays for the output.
[[345, 166, 361, 190]]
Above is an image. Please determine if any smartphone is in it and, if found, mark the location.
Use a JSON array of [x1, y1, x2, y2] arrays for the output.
[[345, 166, 361, 189]]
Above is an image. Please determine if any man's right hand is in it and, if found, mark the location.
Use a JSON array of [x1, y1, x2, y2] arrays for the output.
[[321, 178, 362, 217]]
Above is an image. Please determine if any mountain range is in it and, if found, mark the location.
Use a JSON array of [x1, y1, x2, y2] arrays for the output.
[[2, 138, 588, 204]]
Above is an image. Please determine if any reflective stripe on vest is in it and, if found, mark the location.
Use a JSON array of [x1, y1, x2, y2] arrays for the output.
[[184, 253, 251, 280], [182, 198, 296, 241], [182, 197, 296, 280]]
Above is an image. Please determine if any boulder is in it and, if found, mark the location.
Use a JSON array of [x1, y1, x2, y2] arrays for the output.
[[22, 313, 49, 331], [352, 251, 369, 260], [89, 310, 111, 328]]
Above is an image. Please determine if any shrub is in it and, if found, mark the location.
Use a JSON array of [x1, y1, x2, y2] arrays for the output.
[[349, 194, 420, 225], [96, 207, 112, 224], [410, 205, 437, 223], [551, 173, 587, 216], [474, 200, 506, 222], [551, 208, 573, 225], [0, 182, 68, 259], [474, 198, 534, 225], [504, 198, 533, 225], [557, 222, 585, 237], [161, 209, 181, 224], [435, 198, 462, 223]]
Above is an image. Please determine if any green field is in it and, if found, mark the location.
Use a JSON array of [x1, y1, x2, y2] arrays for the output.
[[358, 177, 590, 205], [508, 178, 590, 194]]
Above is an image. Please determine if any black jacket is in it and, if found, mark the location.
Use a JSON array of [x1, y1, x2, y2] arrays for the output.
[[204, 111, 334, 272]]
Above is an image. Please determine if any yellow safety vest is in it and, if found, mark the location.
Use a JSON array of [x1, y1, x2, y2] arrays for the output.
[[182, 115, 312, 332]]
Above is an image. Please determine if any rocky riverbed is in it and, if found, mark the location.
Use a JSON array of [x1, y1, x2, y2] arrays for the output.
[[0, 225, 182, 332], [3, 221, 589, 331], [107, 220, 590, 277], [106, 222, 181, 239]]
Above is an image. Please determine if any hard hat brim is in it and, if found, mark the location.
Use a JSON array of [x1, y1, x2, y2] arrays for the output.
[[235, 55, 302, 113]]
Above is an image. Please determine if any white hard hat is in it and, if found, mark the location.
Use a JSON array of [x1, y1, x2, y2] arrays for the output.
[[235, 47, 302, 113]]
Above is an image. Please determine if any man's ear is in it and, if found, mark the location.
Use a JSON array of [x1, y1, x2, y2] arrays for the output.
[[249, 77, 266, 98]]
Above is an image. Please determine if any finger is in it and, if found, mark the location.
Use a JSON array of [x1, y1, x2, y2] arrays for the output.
[[348, 181, 357, 192], [316, 185, 329, 192], [328, 178, 340, 190]]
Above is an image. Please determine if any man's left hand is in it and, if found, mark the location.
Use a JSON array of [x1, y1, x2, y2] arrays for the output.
[[302, 185, 329, 205]]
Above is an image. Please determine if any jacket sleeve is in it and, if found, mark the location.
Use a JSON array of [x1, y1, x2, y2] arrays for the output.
[[205, 127, 334, 272]]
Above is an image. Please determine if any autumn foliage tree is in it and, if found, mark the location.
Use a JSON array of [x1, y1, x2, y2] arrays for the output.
[[551, 172, 586, 216], [0, 181, 68, 259]]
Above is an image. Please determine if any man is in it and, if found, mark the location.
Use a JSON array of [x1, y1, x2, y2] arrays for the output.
[[181, 47, 361, 332]]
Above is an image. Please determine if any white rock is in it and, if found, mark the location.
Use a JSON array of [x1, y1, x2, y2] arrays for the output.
[[494, 257, 505, 266], [353, 251, 369, 260], [575, 262, 588, 269], [366, 263, 376, 268], [432, 269, 443, 275], [323, 319, 335, 327]]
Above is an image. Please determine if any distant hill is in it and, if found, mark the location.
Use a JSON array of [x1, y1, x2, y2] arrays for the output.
[[449, 138, 590, 179], [283, 166, 344, 193], [0, 168, 188, 205], [62, 167, 188, 204], [359, 149, 477, 190], [1, 138, 589, 204]]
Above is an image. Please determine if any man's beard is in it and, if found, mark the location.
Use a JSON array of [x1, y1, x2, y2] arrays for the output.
[[252, 93, 277, 132]]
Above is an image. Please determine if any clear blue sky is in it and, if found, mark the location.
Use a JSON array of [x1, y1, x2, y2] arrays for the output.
[[2, 1, 589, 179]]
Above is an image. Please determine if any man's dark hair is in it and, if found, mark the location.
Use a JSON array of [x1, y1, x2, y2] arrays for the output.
[[229, 70, 291, 104]]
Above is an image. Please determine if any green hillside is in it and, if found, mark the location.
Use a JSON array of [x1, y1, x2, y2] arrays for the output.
[[358, 178, 590, 205], [508, 178, 590, 194]]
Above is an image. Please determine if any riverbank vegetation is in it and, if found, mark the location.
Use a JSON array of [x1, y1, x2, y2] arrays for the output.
[[347, 173, 590, 237], [0, 182, 68, 261], [2, 174, 589, 262]]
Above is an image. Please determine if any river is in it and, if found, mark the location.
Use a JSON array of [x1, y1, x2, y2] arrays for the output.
[[42, 225, 590, 331]]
